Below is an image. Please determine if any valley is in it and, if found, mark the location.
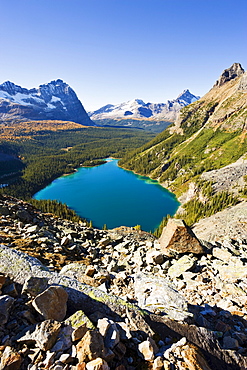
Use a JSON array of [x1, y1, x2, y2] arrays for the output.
[[0, 63, 247, 370], [0, 125, 155, 201]]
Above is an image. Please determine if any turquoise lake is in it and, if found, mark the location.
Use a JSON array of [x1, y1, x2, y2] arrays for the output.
[[34, 158, 179, 232]]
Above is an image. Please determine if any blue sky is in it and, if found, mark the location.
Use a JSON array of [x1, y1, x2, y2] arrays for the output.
[[0, 0, 246, 111]]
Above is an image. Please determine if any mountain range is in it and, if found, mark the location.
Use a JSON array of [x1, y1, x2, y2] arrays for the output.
[[0, 79, 93, 125], [119, 62, 247, 224], [89, 89, 200, 121], [0, 78, 199, 132]]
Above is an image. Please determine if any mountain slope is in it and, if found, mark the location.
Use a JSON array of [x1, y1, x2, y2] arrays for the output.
[[89, 89, 200, 121], [119, 63, 247, 224], [0, 79, 93, 125]]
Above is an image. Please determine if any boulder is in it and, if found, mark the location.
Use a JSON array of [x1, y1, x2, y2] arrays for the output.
[[134, 274, 191, 321], [177, 343, 212, 370], [0, 245, 153, 336], [148, 315, 247, 369], [22, 276, 49, 297], [51, 325, 73, 352], [159, 218, 204, 256], [138, 337, 158, 361], [32, 285, 68, 321], [17, 320, 61, 351], [76, 330, 105, 362], [97, 318, 120, 349], [212, 247, 232, 262], [168, 255, 196, 278], [153, 356, 163, 370], [66, 310, 94, 342], [146, 250, 164, 265]]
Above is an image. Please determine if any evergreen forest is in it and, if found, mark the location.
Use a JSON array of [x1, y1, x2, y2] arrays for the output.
[[0, 126, 155, 201]]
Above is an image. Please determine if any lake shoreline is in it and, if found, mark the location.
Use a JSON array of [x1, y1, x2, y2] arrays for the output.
[[118, 162, 178, 199]]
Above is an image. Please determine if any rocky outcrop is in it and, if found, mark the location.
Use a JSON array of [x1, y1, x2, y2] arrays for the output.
[[238, 71, 247, 92], [192, 201, 247, 243], [0, 80, 93, 125], [201, 156, 247, 194], [214, 63, 244, 87]]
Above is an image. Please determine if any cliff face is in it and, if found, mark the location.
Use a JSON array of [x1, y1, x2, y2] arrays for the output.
[[0, 79, 93, 125]]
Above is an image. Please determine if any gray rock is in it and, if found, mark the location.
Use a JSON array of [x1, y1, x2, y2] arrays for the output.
[[134, 274, 191, 321], [0, 206, 10, 216], [97, 318, 120, 349], [17, 320, 61, 351], [60, 263, 87, 280], [16, 209, 33, 222], [222, 336, 239, 350], [51, 325, 73, 352], [0, 295, 15, 325], [149, 315, 247, 369], [22, 276, 49, 297], [65, 310, 95, 330], [3, 283, 18, 298], [214, 258, 247, 282], [215, 62, 244, 87], [65, 310, 94, 342], [168, 255, 196, 278], [138, 337, 158, 361], [146, 250, 164, 265], [0, 245, 153, 335], [212, 247, 232, 262], [26, 225, 39, 234]]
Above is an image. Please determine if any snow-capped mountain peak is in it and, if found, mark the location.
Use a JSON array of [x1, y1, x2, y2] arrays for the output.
[[176, 89, 200, 105], [89, 90, 200, 121]]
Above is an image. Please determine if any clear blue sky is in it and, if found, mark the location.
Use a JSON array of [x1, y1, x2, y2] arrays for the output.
[[0, 0, 246, 111]]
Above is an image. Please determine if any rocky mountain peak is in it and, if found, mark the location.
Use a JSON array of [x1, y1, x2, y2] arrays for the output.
[[176, 89, 200, 104], [0, 79, 92, 125], [214, 62, 245, 87], [0, 81, 29, 96]]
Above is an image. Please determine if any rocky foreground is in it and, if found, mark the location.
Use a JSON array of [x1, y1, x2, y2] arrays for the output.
[[1, 195, 247, 369]]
